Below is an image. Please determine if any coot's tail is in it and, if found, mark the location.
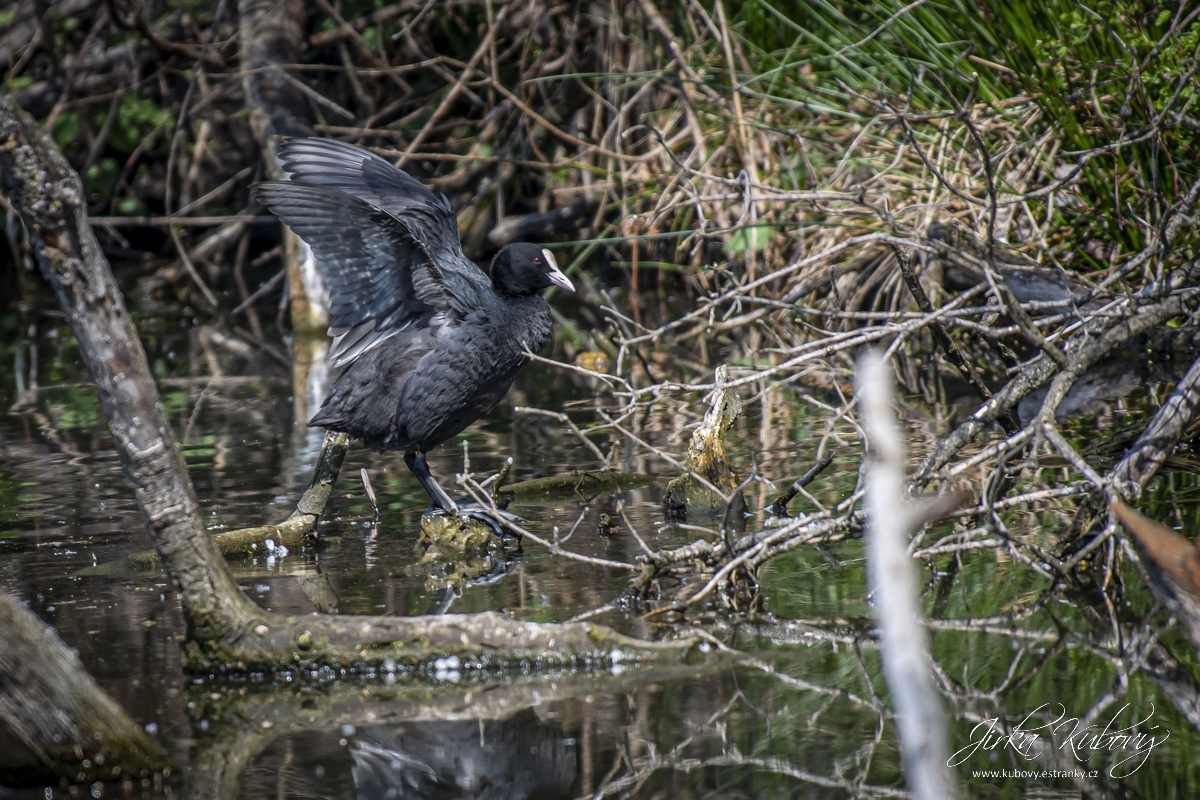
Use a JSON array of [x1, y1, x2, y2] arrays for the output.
[[309, 403, 407, 453], [307, 408, 342, 428]]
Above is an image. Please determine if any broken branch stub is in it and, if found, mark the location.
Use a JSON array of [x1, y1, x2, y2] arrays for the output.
[[77, 429, 350, 574], [664, 365, 745, 521]]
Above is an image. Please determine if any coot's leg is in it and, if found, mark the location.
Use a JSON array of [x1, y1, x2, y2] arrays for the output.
[[405, 451, 458, 512]]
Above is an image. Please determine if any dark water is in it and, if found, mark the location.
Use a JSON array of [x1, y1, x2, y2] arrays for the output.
[[2, 283, 1200, 799]]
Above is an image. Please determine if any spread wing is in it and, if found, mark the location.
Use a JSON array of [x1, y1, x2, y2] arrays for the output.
[[274, 137, 491, 306], [253, 181, 465, 367]]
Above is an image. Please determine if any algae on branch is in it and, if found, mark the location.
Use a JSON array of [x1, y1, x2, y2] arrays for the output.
[[501, 470, 655, 504], [415, 510, 511, 592]]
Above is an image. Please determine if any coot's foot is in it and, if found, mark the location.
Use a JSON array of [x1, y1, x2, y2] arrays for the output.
[[420, 501, 524, 536]]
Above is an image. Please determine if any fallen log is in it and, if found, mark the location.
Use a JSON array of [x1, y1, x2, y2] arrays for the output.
[[0, 589, 173, 786]]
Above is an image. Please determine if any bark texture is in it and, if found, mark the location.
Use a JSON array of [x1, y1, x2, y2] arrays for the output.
[[0, 95, 270, 649], [238, 0, 329, 331]]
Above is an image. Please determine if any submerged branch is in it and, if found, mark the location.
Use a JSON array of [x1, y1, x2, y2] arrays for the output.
[[0, 589, 173, 785]]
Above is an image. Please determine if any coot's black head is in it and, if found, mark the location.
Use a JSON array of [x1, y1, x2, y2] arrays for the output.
[[490, 243, 575, 298]]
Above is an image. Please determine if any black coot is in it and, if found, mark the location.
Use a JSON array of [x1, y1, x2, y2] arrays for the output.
[[253, 138, 575, 510]]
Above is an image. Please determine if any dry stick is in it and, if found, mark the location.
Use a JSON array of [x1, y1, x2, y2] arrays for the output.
[[174, 166, 254, 218], [0, 96, 692, 672], [769, 451, 835, 516], [713, 0, 757, 187], [454, 475, 639, 573], [359, 142, 565, 169], [958, 102, 1072, 371], [621, 232, 934, 347], [858, 351, 957, 800], [911, 282, 1200, 486], [394, 2, 510, 168], [230, 267, 285, 316], [1112, 352, 1200, 496], [169, 225, 219, 307], [446, 59, 652, 164], [231, 233, 264, 339], [310, 0, 417, 99], [888, 243, 1001, 411], [80, 76, 123, 176], [160, 0, 229, 216], [308, 0, 421, 47], [637, 0, 720, 102], [1041, 423, 1106, 490], [89, 215, 277, 226], [44, 9, 111, 132], [513, 406, 609, 462]]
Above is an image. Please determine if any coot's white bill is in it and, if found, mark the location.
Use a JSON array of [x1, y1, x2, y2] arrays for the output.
[[543, 248, 575, 292]]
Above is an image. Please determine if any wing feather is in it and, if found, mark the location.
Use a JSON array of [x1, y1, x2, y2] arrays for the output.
[[253, 181, 459, 366], [274, 137, 491, 312]]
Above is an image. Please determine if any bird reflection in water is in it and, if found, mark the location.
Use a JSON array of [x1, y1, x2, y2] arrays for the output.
[[349, 711, 577, 800]]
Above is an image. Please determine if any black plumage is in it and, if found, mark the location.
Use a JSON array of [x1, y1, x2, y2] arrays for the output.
[[253, 138, 574, 510]]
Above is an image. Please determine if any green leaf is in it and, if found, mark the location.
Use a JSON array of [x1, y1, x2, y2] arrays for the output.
[[111, 95, 172, 153], [53, 112, 80, 148], [725, 224, 771, 256], [118, 196, 145, 216]]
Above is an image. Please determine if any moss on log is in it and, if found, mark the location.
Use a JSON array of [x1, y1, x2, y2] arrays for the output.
[[501, 471, 655, 504]]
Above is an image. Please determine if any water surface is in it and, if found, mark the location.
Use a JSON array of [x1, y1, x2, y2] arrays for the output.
[[2, 284, 1198, 799]]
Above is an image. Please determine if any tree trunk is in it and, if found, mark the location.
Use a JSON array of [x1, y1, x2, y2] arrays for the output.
[[0, 95, 271, 650], [238, 0, 329, 332]]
